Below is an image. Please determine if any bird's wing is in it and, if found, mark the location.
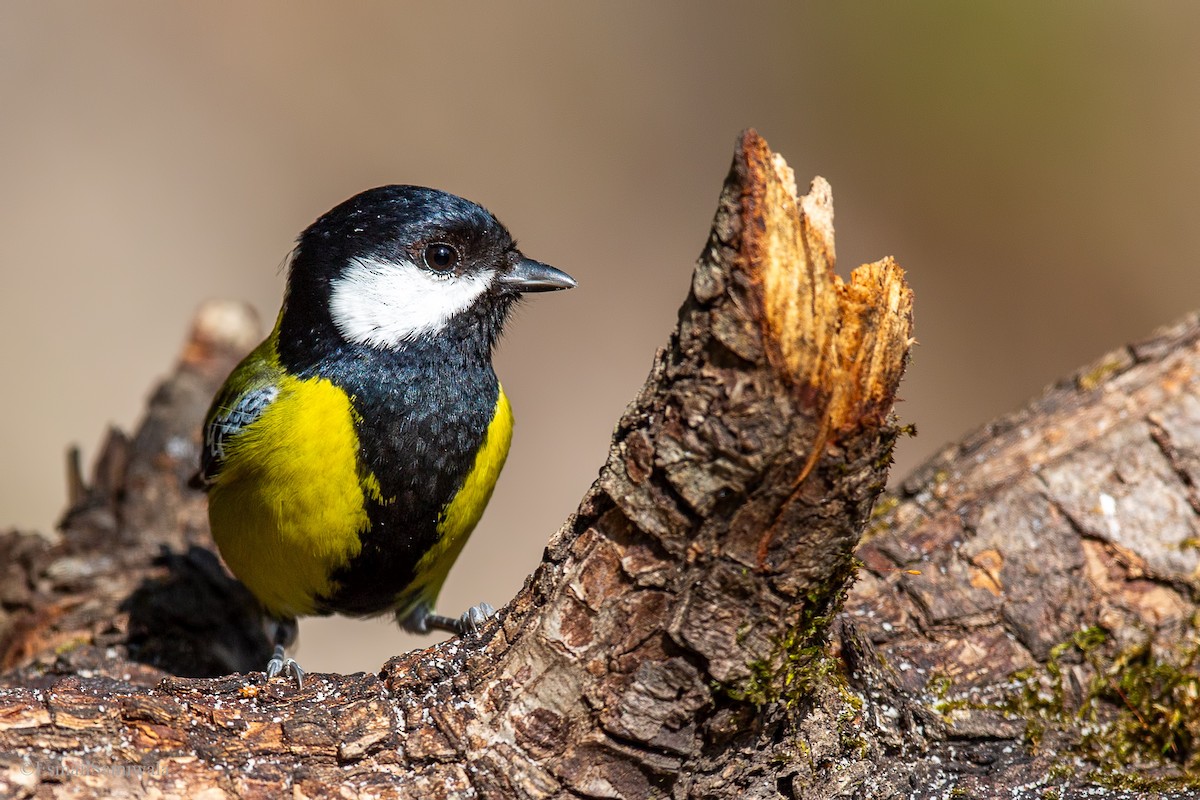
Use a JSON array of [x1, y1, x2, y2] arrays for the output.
[[194, 346, 282, 490]]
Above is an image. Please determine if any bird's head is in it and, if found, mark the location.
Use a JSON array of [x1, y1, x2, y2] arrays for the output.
[[277, 185, 574, 366]]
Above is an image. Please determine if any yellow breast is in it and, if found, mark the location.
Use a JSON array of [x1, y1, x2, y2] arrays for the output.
[[208, 373, 376, 618]]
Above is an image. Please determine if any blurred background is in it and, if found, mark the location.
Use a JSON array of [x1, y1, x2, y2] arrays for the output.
[[3, 3, 1198, 673]]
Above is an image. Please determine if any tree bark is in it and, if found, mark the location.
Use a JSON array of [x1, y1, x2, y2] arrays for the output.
[[0, 130, 1194, 799]]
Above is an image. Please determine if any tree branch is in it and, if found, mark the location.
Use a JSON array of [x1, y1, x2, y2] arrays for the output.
[[6, 129, 1193, 798]]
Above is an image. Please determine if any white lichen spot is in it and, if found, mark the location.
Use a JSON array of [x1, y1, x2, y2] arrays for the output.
[[1098, 492, 1116, 517], [1098, 492, 1120, 536], [166, 436, 194, 460]]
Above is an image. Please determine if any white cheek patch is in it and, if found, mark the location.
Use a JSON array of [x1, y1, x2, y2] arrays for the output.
[[329, 256, 492, 348]]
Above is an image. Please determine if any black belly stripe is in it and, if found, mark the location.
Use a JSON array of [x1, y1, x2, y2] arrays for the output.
[[285, 336, 500, 617]]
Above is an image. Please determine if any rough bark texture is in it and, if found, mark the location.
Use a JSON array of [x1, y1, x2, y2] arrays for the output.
[[844, 312, 1200, 799], [1, 129, 1195, 798]]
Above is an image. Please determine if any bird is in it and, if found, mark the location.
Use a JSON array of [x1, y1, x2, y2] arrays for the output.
[[194, 185, 575, 685]]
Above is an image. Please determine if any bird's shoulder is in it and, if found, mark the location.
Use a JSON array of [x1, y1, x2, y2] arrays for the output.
[[195, 337, 285, 489]]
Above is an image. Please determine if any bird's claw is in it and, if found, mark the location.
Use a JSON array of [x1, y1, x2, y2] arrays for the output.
[[265, 644, 305, 688], [457, 602, 496, 634]]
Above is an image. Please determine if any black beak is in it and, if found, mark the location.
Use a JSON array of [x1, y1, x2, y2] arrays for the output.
[[498, 258, 577, 293]]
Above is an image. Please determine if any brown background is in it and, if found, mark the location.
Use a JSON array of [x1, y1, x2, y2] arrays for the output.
[[2, 3, 1198, 674]]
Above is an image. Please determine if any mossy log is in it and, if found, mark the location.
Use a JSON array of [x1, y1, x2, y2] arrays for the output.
[[0, 130, 1195, 798]]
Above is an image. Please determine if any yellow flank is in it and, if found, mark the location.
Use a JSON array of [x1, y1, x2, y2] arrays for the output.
[[400, 385, 514, 614], [208, 367, 375, 619]]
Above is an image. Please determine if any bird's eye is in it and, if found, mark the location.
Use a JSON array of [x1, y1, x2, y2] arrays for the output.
[[423, 243, 459, 272]]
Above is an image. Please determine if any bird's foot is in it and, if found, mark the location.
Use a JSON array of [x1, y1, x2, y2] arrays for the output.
[[456, 601, 496, 634], [401, 601, 496, 636], [265, 643, 305, 688]]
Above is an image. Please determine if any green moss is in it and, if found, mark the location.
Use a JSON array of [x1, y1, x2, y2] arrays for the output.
[[869, 495, 900, 520], [723, 561, 860, 711], [1086, 769, 1200, 793], [731, 611, 841, 709], [928, 671, 974, 721], [53, 636, 91, 657], [1079, 636, 1200, 772], [1077, 357, 1125, 391], [863, 495, 900, 541], [1045, 761, 1073, 782], [934, 625, 1200, 790]]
